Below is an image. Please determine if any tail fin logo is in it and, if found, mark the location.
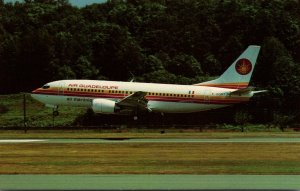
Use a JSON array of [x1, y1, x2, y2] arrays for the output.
[[235, 58, 252, 75]]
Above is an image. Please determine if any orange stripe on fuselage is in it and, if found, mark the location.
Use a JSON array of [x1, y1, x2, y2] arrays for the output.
[[195, 82, 249, 89]]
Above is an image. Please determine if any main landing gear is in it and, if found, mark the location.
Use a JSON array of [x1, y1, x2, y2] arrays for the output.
[[133, 108, 139, 121]]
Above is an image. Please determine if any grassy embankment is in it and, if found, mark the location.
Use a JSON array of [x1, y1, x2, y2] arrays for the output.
[[0, 94, 86, 127], [0, 93, 296, 131]]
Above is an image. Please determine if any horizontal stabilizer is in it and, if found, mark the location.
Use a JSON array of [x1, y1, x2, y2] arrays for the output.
[[230, 87, 255, 96], [252, 90, 268, 94], [230, 87, 267, 96]]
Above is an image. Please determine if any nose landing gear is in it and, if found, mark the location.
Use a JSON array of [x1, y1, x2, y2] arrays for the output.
[[52, 106, 59, 127], [53, 109, 59, 117]]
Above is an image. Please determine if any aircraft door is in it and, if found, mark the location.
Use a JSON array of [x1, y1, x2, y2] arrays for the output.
[[203, 89, 211, 103], [58, 81, 65, 95]]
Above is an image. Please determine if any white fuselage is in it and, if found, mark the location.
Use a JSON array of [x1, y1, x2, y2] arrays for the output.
[[31, 80, 251, 113], [31, 46, 261, 115]]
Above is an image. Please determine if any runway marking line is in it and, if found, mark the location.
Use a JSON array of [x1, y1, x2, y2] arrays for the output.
[[0, 139, 46, 143]]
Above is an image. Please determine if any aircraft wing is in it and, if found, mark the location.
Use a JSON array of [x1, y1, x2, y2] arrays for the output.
[[116, 91, 148, 110]]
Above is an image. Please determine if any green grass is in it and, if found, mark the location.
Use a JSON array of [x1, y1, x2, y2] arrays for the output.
[[0, 94, 86, 127], [1, 142, 300, 174], [1, 129, 300, 175], [216, 123, 285, 132]]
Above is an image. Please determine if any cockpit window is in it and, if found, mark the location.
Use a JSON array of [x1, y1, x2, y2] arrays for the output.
[[42, 84, 50, 89]]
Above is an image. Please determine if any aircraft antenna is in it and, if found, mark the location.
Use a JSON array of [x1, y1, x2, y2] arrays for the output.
[[129, 72, 135, 82]]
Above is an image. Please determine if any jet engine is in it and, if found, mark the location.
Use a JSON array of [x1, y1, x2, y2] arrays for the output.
[[92, 99, 119, 114]]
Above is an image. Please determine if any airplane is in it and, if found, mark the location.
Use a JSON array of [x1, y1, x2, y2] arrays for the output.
[[31, 45, 265, 119]]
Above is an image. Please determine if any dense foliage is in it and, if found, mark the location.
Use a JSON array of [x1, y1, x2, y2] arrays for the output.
[[1, 0, 300, 124]]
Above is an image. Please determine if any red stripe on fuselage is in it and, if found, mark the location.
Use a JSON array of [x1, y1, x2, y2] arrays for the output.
[[32, 90, 248, 105]]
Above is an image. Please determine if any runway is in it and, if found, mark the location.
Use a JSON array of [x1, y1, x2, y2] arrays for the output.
[[0, 174, 300, 189], [2, 137, 300, 143]]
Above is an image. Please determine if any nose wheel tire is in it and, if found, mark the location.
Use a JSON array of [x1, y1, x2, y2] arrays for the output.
[[53, 110, 59, 117]]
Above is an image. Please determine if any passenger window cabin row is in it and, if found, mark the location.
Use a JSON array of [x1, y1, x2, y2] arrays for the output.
[[66, 88, 195, 98]]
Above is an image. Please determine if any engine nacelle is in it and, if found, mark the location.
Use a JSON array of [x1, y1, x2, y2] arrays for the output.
[[92, 99, 117, 114]]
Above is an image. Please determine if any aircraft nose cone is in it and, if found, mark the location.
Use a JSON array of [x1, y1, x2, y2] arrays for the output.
[[31, 89, 41, 101], [31, 88, 39, 93]]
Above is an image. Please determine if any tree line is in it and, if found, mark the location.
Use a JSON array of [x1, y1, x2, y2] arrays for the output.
[[0, 0, 300, 125]]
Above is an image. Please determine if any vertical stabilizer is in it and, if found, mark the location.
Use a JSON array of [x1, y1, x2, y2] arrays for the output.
[[195, 45, 261, 89]]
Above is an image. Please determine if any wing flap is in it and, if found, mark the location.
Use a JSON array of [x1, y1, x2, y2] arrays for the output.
[[116, 91, 148, 109]]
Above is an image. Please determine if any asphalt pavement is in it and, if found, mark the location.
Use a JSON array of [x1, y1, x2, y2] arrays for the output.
[[0, 174, 300, 189]]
